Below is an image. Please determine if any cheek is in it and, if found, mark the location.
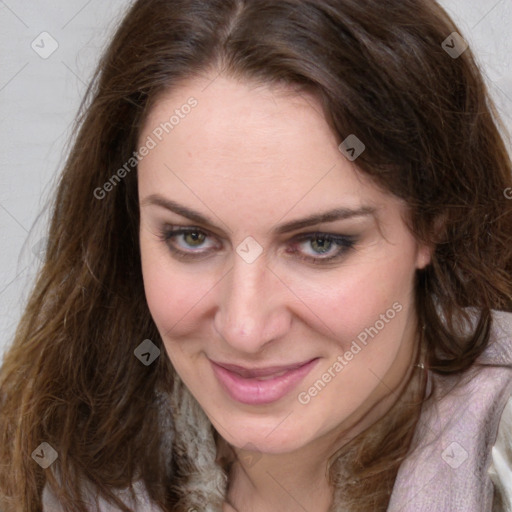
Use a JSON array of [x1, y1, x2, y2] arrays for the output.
[[293, 257, 416, 434], [286, 242, 417, 350], [139, 234, 211, 340]]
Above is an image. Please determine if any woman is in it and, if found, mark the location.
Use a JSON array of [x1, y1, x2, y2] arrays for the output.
[[1, 0, 511, 511]]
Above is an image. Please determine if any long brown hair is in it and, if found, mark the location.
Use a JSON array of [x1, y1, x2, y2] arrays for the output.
[[1, 0, 511, 510]]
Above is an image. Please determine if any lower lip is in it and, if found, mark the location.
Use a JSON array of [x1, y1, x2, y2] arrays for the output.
[[210, 359, 319, 405]]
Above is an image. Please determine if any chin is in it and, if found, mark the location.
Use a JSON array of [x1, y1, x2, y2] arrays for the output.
[[218, 419, 312, 456], [240, 437, 304, 456]]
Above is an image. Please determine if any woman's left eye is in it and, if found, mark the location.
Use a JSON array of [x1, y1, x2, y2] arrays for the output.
[[158, 227, 356, 264], [289, 233, 356, 264]]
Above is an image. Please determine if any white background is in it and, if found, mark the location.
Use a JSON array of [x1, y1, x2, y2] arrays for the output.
[[1, 0, 511, 360]]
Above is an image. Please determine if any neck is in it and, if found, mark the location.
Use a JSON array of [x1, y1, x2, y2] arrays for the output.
[[226, 436, 335, 512]]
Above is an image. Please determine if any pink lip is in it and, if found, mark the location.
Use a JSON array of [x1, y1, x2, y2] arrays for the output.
[[210, 358, 319, 405]]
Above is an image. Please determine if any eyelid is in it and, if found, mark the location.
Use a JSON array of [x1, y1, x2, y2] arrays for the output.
[[162, 226, 220, 250], [160, 225, 356, 245], [159, 225, 357, 264]]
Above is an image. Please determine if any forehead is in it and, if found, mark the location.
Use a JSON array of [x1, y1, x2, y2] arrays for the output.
[[141, 75, 336, 161], [137, 74, 401, 224]]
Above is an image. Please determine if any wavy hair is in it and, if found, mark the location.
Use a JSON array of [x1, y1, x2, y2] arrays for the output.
[[1, 0, 511, 510]]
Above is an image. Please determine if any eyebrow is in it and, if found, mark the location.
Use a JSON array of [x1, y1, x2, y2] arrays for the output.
[[140, 194, 376, 234]]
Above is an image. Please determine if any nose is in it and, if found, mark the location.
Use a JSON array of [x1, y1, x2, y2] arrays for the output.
[[213, 250, 291, 354]]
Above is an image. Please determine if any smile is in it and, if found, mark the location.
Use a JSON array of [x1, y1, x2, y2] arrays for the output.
[[210, 358, 320, 405]]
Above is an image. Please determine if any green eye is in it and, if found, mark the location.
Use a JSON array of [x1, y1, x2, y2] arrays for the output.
[[289, 233, 356, 264]]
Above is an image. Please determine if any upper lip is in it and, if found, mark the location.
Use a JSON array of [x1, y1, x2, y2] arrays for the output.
[[210, 359, 316, 378]]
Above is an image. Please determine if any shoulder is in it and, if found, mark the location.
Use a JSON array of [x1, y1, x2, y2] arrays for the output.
[[487, 309, 512, 507], [388, 309, 512, 510], [489, 394, 512, 511]]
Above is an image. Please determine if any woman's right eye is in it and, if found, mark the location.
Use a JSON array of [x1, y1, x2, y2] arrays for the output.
[[158, 227, 218, 260]]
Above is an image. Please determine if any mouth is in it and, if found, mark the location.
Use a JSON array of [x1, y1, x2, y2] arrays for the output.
[[210, 358, 319, 405]]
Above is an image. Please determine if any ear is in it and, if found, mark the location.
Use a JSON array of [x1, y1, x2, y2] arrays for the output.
[[415, 243, 433, 270], [415, 213, 446, 270]]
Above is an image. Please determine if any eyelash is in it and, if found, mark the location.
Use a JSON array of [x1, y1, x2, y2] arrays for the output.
[[157, 227, 357, 265]]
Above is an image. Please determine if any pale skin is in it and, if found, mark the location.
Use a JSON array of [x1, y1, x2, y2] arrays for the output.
[[138, 73, 432, 512]]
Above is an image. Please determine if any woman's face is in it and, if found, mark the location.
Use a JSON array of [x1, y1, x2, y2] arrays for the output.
[[138, 75, 431, 455]]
